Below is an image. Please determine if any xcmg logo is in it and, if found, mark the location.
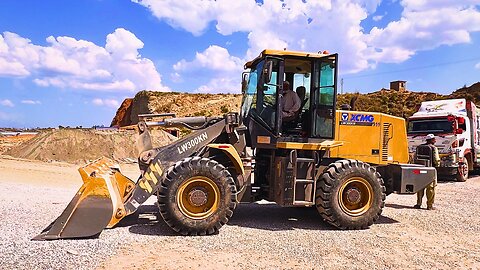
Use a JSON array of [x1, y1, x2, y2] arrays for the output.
[[340, 113, 377, 126], [349, 114, 374, 122]]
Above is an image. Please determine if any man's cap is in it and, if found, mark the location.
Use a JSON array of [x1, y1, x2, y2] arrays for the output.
[[426, 134, 435, 140]]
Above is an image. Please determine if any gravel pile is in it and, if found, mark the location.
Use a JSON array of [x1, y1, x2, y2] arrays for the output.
[[1, 159, 479, 269]]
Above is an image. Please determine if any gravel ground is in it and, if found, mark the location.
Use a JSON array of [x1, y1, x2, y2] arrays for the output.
[[1, 157, 479, 270]]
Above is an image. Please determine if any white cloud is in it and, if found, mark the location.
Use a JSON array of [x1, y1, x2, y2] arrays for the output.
[[133, 0, 375, 73], [21, 100, 41, 105], [0, 29, 169, 92], [0, 99, 14, 107], [367, 3, 480, 63], [173, 45, 243, 93], [400, 0, 480, 11], [372, 15, 384, 21], [475, 62, 480, 69], [170, 72, 182, 83], [134, 0, 480, 75], [196, 77, 240, 94], [173, 45, 243, 72], [92, 98, 120, 108]]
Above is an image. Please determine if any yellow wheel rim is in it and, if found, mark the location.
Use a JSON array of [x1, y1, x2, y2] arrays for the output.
[[177, 176, 220, 219], [338, 177, 373, 216]]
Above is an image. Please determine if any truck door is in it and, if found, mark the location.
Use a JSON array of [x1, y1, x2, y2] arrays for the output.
[[311, 54, 338, 139]]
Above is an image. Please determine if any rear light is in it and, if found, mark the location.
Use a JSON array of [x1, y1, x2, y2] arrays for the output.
[[412, 169, 428, 174], [447, 115, 455, 122], [451, 140, 458, 148], [457, 117, 465, 125]]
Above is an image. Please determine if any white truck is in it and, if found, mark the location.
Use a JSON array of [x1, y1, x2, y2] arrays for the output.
[[407, 98, 480, 181]]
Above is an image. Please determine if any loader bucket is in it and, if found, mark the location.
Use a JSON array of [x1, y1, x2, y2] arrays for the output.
[[32, 157, 135, 240]]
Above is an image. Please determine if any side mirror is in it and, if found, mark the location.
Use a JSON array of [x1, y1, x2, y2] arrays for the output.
[[241, 72, 249, 94], [456, 128, 464, 134], [263, 61, 273, 84]]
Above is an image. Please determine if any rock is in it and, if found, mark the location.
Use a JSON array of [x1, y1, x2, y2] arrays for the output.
[[110, 98, 133, 127]]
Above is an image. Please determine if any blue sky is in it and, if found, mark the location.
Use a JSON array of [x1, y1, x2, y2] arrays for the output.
[[0, 0, 479, 128]]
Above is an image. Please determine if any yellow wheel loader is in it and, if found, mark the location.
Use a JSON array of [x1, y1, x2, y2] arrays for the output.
[[33, 50, 436, 240]]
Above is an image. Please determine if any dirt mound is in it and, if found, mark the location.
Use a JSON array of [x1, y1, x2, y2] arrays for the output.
[[4, 128, 176, 164], [111, 91, 243, 127]]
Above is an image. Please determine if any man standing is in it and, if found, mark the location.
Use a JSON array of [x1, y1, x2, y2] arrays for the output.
[[414, 134, 440, 210], [281, 81, 301, 122]]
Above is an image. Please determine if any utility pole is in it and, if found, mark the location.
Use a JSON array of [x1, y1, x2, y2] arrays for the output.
[[340, 78, 344, 94]]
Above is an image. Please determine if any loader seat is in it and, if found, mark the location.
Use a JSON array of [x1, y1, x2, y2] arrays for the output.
[[296, 86, 308, 110], [282, 86, 308, 135]]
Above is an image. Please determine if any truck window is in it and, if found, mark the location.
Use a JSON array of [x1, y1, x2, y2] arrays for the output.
[[408, 118, 453, 134]]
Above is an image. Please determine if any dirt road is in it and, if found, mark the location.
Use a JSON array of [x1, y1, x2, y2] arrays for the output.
[[0, 156, 479, 269]]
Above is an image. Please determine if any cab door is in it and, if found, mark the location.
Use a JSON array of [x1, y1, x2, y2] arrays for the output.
[[311, 54, 338, 139]]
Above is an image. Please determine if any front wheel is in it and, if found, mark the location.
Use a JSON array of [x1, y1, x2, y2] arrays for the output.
[[158, 157, 237, 235], [456, 159, 469, 182], [316, 160, 386, 229]]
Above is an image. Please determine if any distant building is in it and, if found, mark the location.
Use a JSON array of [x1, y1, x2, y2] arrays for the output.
[[390, 80, 407, 92]]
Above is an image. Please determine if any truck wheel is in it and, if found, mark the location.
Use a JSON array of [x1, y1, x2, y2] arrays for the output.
[[456, 159, 469, 182], [157, 157, 237, 235], [316, 159, 385, 229]]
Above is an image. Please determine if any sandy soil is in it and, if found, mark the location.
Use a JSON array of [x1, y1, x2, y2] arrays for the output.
[[1, 157, 479, 270]]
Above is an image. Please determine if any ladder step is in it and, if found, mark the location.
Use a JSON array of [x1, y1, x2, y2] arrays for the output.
[[293, 200, 315, 206], [297, 157, 314, 163], [294, 179, 314, 184]]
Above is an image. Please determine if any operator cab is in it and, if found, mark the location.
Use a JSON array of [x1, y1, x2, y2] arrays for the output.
[[241, 49, 338, 148]]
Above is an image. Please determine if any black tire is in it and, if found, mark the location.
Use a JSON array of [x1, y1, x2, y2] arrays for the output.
[[316, 159, 386, 229], [157, 157, 237, 235], [456, 159, 469, 182]]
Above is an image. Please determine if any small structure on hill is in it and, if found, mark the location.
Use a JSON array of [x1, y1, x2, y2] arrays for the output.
[[390, 80, 407, 92]]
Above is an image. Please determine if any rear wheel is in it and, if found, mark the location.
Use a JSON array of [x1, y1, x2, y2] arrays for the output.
[[316, 159, 385, 229], [158, 157, 237, 235], [456, 159, 469, 182]]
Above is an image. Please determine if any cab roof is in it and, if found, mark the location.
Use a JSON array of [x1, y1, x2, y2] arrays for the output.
[[244, 49, 333, 69]]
